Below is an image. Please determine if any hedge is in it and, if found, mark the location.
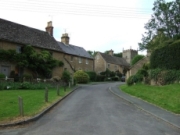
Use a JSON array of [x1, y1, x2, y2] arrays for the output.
[[150, 42, 180, 70]]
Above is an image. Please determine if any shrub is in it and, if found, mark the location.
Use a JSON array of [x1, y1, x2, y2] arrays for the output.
[[137, 69, 148, 77], [73, 70, 89, 84], [20, 82, 31, 89], [149, 69, 180, 85], [111, 76, 120, 81], [96, 75, 105, 82], [150, 42, 180, 70], [115, 70, 122, 78], [131, 55, 144, 66], [85, 71, 97, 82], [127, 74, 143, 86], [0, 73, 5, 79], [23, 73, 33, 82], [62, 70, 71, 85]]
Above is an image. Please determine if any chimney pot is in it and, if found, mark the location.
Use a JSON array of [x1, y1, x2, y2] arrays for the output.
[[45, 21, 53, 37], [61, 33, 70, 45]]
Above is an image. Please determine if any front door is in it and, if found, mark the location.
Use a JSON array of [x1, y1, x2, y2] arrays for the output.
[[1, 66, 10, 77]]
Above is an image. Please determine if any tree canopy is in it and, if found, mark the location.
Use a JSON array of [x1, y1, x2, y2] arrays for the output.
[[139, 0, 180, 51]]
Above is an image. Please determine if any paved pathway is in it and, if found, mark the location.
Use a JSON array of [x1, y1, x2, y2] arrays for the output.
[[0, 82, 180, 135]]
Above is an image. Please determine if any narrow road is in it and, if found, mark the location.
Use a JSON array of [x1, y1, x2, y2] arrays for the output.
[[1, 82, 180, 135]]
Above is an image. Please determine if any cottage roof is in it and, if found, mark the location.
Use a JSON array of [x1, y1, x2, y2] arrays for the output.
[[0, 18, 63, 52], [100, 52, 130, 67], [58, 42, 93, 59]]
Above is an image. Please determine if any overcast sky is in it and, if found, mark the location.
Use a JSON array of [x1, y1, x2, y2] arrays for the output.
[[0, 0, 173, 55]]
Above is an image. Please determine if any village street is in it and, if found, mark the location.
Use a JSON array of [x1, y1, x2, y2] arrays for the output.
[[0, 82, 180, 135]]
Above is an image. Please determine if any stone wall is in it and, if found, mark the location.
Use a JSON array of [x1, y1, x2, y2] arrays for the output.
[[94, 52, 106, 73], [126, 56, 149, 79]]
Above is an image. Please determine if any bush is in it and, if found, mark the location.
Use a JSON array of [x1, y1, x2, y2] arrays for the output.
[[0, 73, 5, 79], [111, 76, 120, 81], [137, 69, 148, 77], [20, 82, 31, 89], [127, 74, 143, 86], [62, 70, 71, 85], [73, 70, 89, 84], [149, 69, 180, 85], [131, 55, 144, 66], [23, 73, 33, 81], [150, 42, 180, 70], [96, 75, 105, 82], [85, 71, 97, 82]]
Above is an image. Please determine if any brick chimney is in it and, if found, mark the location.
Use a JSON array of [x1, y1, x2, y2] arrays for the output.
[[61, 33, 70, 45], [45, 21, 53, 36], [109, 49, 114, 56]]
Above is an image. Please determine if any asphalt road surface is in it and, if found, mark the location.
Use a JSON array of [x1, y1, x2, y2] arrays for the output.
[[0, 82, 180, 135]]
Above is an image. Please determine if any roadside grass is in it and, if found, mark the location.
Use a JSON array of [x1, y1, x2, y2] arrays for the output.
[[0, 87, 71, 123], [120, 83, 180, 114]]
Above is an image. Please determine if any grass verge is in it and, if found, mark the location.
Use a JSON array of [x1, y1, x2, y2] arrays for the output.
[[120, 83, 180, 114], [0, 87, 71, 124]]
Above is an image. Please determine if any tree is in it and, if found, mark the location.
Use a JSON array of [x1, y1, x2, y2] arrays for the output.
[[87, 50, 97, 57], [114, 52, 122, 57], [139, 0, 180, 51]]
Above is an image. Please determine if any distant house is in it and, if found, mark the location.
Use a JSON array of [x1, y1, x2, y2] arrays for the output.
[[94, 49, 130, 74], [0, 18, 94, 78], [57, 33, 94, 73]]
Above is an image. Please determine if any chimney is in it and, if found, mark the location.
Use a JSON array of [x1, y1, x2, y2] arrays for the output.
[[45, 21, 53, 36], [61, 33, 70, 45], [109, 49, 114, 56]]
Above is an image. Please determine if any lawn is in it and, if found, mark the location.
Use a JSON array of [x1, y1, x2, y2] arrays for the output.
[[120, 83, 180, 114], [0, 87, 71, 123]]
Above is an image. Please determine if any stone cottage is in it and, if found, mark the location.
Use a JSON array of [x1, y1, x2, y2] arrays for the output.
[[0, 18, 94, 78]]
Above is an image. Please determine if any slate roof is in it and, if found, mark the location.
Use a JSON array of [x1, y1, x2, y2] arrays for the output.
[[100, 52, 130, 67], [0, 18, 63, 52], [58, 42, 93, 59]]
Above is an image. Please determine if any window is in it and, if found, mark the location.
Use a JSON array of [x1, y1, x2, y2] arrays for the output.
[[70, 56, 73, 61], [79, 57, 82, 63], [86, 59, 89, 64], [107, 64, 110, 68], [16, 46, 22, 53]]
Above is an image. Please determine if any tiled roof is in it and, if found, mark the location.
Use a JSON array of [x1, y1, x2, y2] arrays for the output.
[[0, 18, 63, 52], [100, 53, 130, 67], [58, 42, 93, 59]]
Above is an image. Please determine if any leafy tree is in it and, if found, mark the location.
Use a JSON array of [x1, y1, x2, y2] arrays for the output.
[[87, 50, 97, 57], [114, 52, 122, 58], [139, 0, 180, 51]]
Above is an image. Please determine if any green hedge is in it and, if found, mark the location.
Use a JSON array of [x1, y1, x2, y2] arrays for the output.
[[149, 69, 180, 85], [150, 42, 180, 70], [85, 71, 97, 82]]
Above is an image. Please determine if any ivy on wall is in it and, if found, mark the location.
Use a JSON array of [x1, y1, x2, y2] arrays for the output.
[[150, 40, 180, 70], [0, 45, 64, 78]]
